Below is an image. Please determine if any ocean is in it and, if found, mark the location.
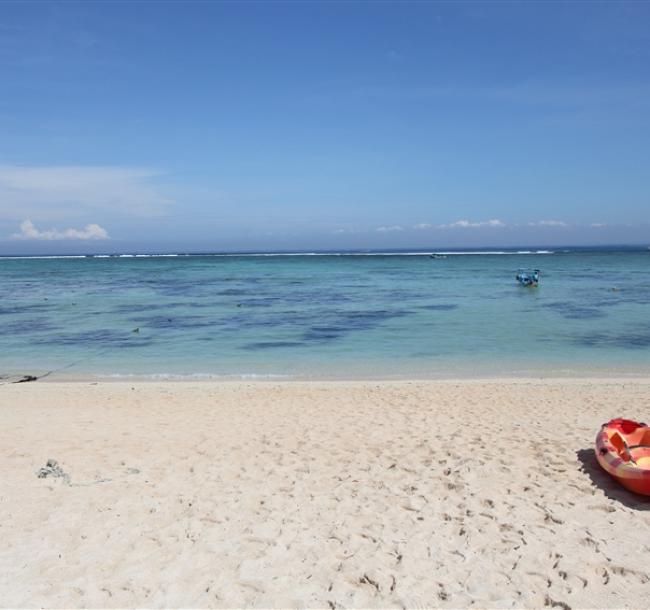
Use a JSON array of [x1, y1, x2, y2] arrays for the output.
[[1, 247, 649, 380]]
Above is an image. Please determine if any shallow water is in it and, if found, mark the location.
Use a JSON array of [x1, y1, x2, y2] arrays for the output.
[[1, 248, 650, 379]]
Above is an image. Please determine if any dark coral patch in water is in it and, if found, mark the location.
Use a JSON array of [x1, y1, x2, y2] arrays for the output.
[[337, 309, 411, 329], [420, 304, 459, 311], [0, 303, 52, 315], [129, 315, 220, 330], [302, 325, 347, 342], [574, 329, 650, 349], [32, 329, 153, 348], [544, 301, 606, 319], [300, 309, 414, 344], [237, 308, 414, 348], [236, 297, 283, 307], [112, 303, 172, 314], [0, 318, 59, 335], [241, 341, 305, 350], [219, 288, 251, 296]]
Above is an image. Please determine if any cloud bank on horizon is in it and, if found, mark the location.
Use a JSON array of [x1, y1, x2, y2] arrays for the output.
[[0, 2, 648, 251], [0, 169, 635, 249]]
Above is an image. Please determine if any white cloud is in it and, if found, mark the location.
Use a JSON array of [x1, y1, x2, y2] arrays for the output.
[[413, 223, 433, 230], [439, 219, 505, 229], [11, 219, 109, 241], [0, 165, 172, 221], [590, 223, 607, 228], [376, 225, 404, 232], [528, 220, 568, 227]]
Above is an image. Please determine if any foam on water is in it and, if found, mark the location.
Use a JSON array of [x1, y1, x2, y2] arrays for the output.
[[2, 249, 556, 260]]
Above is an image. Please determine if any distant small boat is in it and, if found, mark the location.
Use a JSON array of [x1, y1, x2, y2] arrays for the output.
[[596, 418, 650, 496], [516, 268, 539, 287], [430, 254, 447, 259]]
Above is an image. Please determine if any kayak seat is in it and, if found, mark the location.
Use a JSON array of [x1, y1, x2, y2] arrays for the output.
[[627, 427, 650, 449], [609, 432, 633, 462]]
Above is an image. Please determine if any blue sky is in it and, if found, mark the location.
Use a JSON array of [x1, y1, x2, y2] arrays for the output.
[[1, 1, 649, 253]]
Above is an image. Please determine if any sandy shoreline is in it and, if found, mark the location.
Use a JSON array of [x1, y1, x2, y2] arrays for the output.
[[5, 361, 650, 384], [1, 379, 649, 608]]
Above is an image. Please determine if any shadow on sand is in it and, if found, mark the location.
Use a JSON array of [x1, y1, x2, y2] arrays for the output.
[[576, 448, 650, 511]]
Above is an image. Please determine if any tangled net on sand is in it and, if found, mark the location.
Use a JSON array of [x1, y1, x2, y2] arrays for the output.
[[36, 459, 71, 485]]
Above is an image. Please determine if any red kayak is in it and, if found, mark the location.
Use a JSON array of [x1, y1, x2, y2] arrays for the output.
[[595, 418, 650, 496]]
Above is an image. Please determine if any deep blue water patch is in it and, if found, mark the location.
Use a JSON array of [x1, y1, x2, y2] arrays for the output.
[[589, 297, 624, 308], [544, 301, 607, 320], [219, 288, 251, 296], [219, 309, 319, 332], [0, 303, 52, 315], [300, 309, 414, 343], [234, 308, 413, 346], [566, 272, 603, 280], [152, 280, 224, 298], [384, 289, 423, 300], [336, 309, 412, 330], [0, 318, 59, 335], [241, 341, 305, 350], [129, 314, 221, 330], [573, 327, 650, 350], [236, 297, 283, 307], [112, 303, 173, 314], [420, 304, 459, 311], [302, 325, 347, 343], [32, 329, 153, 348]]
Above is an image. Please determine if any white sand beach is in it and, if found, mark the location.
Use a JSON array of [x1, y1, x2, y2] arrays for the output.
[[1, 379, 649, 608]]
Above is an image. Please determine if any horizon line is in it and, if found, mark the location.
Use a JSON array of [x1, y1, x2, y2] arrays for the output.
[[1, 243, 649, 259]]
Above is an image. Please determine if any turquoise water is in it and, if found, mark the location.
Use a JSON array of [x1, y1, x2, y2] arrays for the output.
[[1, 249, 650, 379]]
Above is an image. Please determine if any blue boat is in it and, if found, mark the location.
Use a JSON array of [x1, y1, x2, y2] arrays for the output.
[[516, 268, 540, 287]]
